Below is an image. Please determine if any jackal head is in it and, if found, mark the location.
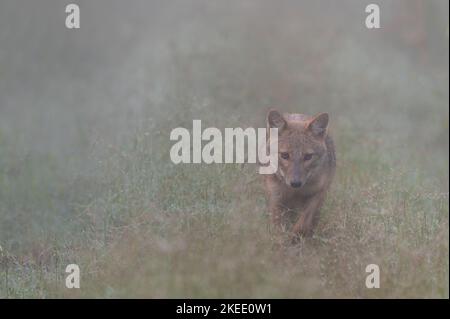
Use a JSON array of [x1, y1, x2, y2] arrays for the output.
[[266, 109, 329, 189]]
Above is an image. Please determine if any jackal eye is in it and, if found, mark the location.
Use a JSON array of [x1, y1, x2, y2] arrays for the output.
[[304, 153, 314, 161], [280, 152, 290, 160]]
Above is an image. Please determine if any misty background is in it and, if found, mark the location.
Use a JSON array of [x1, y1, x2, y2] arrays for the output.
[[1, 1, 448, 155]]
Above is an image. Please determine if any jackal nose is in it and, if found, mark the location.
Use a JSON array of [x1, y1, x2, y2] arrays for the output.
[[290, 181, 302, 188]]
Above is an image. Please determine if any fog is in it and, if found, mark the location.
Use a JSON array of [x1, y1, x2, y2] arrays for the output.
[[0, 0, 448, 298], [1, 1, 447, 157]]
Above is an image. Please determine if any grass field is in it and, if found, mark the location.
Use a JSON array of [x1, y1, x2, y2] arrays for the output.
[[0, 0, 448, 298]]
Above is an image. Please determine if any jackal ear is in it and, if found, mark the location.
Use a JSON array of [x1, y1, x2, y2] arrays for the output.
[[307, 113, 329, 139], [267, 109, 287, 131]]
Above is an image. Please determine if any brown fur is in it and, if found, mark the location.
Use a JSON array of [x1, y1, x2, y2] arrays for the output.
[[264, 109, 336, 242]]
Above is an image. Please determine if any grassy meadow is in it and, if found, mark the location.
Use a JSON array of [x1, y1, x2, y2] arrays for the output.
[[0, 0, 448, 298]]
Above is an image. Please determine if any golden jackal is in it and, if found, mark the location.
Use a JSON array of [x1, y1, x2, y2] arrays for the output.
[[264, 109, 336, 241]]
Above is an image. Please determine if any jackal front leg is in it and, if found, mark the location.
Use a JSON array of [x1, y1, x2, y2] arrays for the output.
[[269, 200, 283, 231], [291, 191, 326, 240]]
